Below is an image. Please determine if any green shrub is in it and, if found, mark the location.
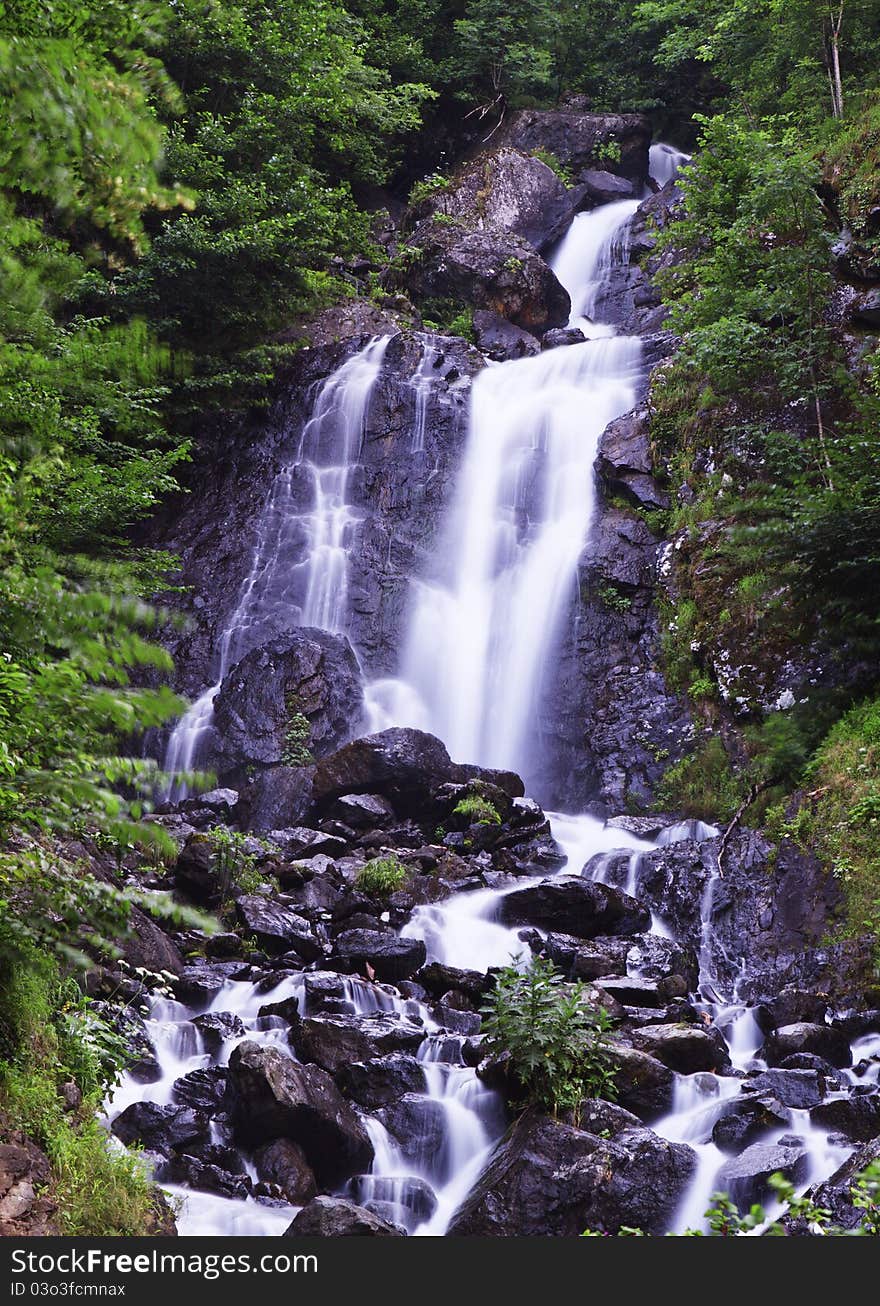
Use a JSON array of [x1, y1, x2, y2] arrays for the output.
[[282, 706, 314, 767], [355, 855, 408, 897], [453, 794, 501, 825], [408, 172, 450, 206], [481, 956, 617, 1118], [656, 737, 744, 823], [0, 945, 157, 1236], [210, 826, 263, 904], [598, 582, 632, 613]]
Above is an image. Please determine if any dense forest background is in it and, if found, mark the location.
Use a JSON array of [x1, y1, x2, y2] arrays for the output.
[[1, 0, 880, 1232]]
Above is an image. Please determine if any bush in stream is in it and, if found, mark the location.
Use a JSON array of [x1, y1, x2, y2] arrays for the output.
[[481, 956, 617, 1118], [355, 855, 408, 898]]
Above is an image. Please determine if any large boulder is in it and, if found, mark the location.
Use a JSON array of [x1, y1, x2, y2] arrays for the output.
[[403, 223, 570, 334], [225, 1042, 373, 1188], [631, 1023, 732, 1075], [329, 929, 427, 983], [110, 1102, 209, 1156], [253, 1139, 317, 1204], [499, 109, 651, 185], [378, 1095, 450, 1179], [716, 1137, 810, 1213], [740, 1069, 825, 1110], [810, 1094, 880, 1142], [283, 1196, 404, 1237], [211, 630, 364, 776], [610, 1046, 675, 1118], [336, 1054, 428, 1110], [761, 1023, 852, 1069], [446, 1110, 695, 1235], [312, 728, 525, 821], [471, 309, 540, 361], [413, 148, 574, 251], [292, 1012, 425, 1075], [498, 878, 650, 938], [234, 895, 322, 960]]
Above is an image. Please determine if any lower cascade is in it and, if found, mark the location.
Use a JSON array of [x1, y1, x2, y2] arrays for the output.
[[103, 145, 880, 1239]]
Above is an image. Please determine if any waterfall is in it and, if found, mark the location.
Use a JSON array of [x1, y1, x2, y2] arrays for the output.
[[162, 335, 390, 785], [367, 201, 642, 783], [648, 142, 691, 187]]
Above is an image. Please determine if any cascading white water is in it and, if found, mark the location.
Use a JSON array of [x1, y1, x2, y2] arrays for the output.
[[410, 335, 440, 454], [648, 142, 691, 188], [162, 336, 390, 786], [368, 201, 643, 782]]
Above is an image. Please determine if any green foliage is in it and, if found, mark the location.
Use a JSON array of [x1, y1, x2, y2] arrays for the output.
[[209, 827, 263, 905], [598, 581, 633, 613], [481, 955, 618, 1117], [420, 298, 476, 342], [282, 706, 314, 767], [355, 854, 408, 897], [409, 172, 451, 206], [453, 794, 502, 825], [0, 944, 157, 1236], [656, 737, 743, 823], [530, 149, 573, 186], [774, 695, 880, 941]]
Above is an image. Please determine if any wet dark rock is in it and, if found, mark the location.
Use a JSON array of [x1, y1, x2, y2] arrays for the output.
[[330, 928, 426, 982], [174, 962, 248, 1007], [796, 1137, 880, 1231], [237, 766, 316, 834], [119, 905, 185, 977], [205, 932, 246, 959], [761, 1023, 852, 1069], [742, 1069, 825, 1110], [810, 1094, 880, 1142], [253, 1139, 317, 1205], [611, 1045, 675, 1118], [631, 1023, 731, 1074], [313, 728, 524, 818], [542, 326, 586, 349], [210, 631, 364, 779], [597, 408, 668, 511], [225, 1041, 373, 1188], [350, 1176, 437, 1226], [711, 1096, 789, 1153], [331, 794, 395, 829], [580, 169, 638, 204], [446, 1109, 694, 1235], [596, 976, 675, 1008], [111, 1102, 209, 1156], [755, 988, 829, 1034], [336, 1054, 428, 1110], [234, 895, 322, 961], [499, 878, 650, 938], [378, 1095, 455, 1183], [499, 110, 651, 185], [191, 1011, 246, 1052], [92, 1003, 160, 1084], [292, 1012, 425, 1075], [717, 1138, 810, 1213], [284, 1196, 404, 1237], [472, 310, 540, 361], [404, 223, 570, 333], [276, 827, 348, 859], [416, 962, 490, 1003], [161, 1156, 250, 1201], [173, 833, 220, 905], [171, 1068, 229, 1113]]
